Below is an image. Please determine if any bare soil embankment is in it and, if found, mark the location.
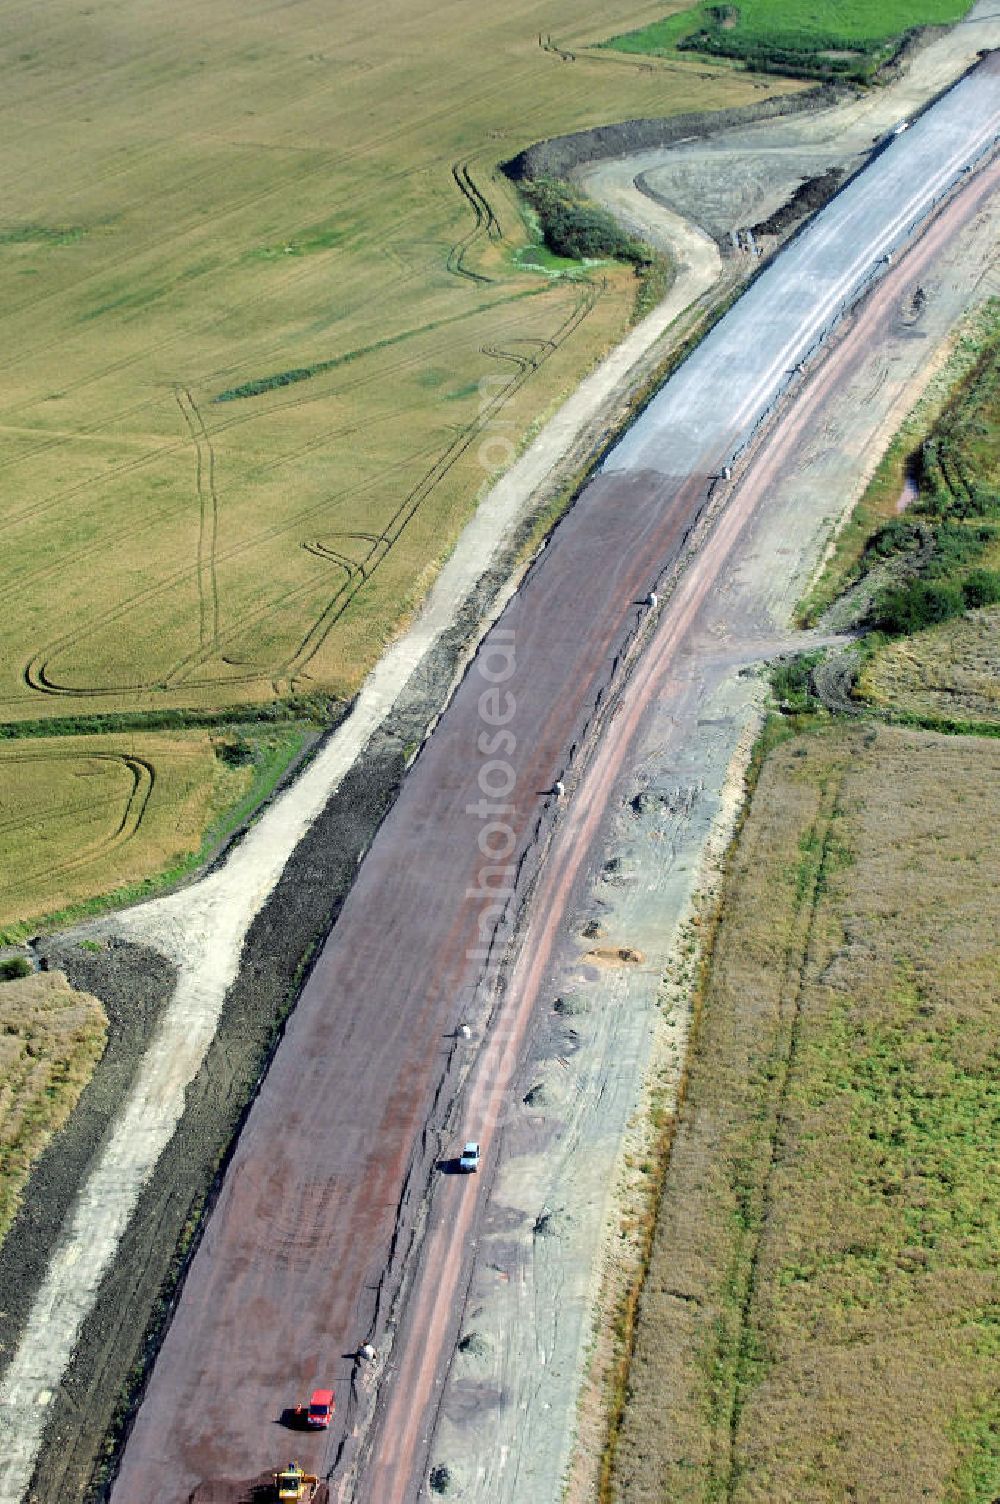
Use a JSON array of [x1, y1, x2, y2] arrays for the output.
[[502, 86, 842, 181]]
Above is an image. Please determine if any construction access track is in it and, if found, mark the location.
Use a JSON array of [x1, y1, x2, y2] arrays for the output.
[[101, 53, 1000, 1504]]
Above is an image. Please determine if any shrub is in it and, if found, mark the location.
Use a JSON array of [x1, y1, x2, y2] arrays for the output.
[[874, 578, 965, 635], [216, 738, 255, 768], [963, 569, 1000, 609], [522, 180, 653, 267], [864, 519, 922, 560], [771, 651, 822, 711], [0, 957, 31, 982], [925, 521, 992, 576]]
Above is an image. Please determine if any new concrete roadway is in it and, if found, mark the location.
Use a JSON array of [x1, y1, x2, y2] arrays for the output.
[[109, 53, 1000, 1504]]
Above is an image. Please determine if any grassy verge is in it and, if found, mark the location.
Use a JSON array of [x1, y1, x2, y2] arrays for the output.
[[212, 291, 551, 402], [0, 971, 107, 1242], [0, 695, 337, 742], [602, 0, 972, 81], [801, 298, 1000, 625], [611, 722, 1000, 1502]]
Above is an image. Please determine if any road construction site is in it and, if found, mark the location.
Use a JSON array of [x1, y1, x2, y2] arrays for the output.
[[1, 11, 1000, 1504], [103, 48, 1000, 1504]]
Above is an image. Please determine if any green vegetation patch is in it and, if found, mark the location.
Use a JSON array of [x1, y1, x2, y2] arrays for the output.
[[770, 649, 823, 712], [512, 242, 594, 278], [520, 179, 654, 267], [862, 316, 1000, 635], [799, 296, 1000, 684], [213, 293, 546, 401], [0, 224, 85, 247], [516, 179, 669, 320], [602, 0, 973, 80]]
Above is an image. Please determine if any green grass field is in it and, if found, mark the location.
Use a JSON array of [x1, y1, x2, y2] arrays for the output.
[[0, 0, 790, 929], [603, 0, 973, 79], [612, 724, 1000, 1502]]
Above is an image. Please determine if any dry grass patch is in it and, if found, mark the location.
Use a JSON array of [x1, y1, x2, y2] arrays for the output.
[[611, 724, 1000, 1503], [859, 607, 1000, 722], [0, 969, 107, 1244]]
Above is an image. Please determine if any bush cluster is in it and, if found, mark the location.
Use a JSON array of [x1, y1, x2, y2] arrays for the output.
[[216, 737, 256, 768], [875, 571, 1000, 635], [521, 180, 654, 268], [770, 651, 822, 711], [677, 27, 889, 80]]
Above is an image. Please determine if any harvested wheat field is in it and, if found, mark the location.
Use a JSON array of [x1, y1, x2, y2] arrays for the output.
[[0, 0, 784, 725], [0, 969, 106, 1244], [0, 0, 791, 929], [612, 723, 1000, 1503], [0, 727, 280, 938]]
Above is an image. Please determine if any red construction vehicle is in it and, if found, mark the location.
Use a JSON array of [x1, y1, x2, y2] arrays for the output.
[[290, 1387, 335, 1429], [305, 1388, 334, 1428]]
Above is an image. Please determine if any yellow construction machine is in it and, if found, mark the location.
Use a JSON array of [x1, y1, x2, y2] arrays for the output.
[[273, 1461, 319, 1500]]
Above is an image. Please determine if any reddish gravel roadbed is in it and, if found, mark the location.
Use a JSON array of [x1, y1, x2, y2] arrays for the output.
[[110, 64, 1000, 1504], [111, 464, 711, 1504], [355, 153, 1000, 1503]]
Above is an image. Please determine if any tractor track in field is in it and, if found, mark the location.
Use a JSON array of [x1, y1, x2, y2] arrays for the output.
[[2, 282, 555, 552], [20, 290, 599, 702], [447, 161, 503, 284], [0, 748, 154, 885], [175, 388, 222, 653]]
